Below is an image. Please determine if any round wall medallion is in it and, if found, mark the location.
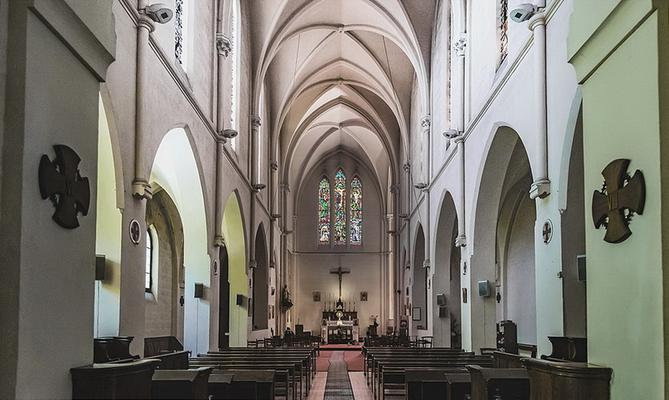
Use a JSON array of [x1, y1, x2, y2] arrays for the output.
[[542, 219, 553, 244], [129, 219, 142, 245]]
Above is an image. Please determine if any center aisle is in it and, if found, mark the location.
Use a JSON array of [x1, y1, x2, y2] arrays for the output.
[[324, 351, 354, 400]]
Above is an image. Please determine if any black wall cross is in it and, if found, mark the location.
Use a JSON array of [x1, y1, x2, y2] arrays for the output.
[[592, 159, 645, 243], [39, 144, 90, 229]]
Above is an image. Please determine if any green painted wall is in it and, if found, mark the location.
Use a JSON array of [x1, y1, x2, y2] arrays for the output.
[[222, 195, 248, 347], [570, 3, 665, 398]]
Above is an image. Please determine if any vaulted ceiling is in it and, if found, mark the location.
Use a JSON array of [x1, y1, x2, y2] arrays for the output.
[[247, 0, 436, 203]]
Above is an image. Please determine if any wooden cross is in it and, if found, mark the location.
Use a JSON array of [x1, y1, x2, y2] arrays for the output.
[[329, 266, 351, 300]]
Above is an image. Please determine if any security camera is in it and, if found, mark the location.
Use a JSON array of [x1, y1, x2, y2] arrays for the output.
[[145, 3, 173, 24], [510, 3, 539, 23]]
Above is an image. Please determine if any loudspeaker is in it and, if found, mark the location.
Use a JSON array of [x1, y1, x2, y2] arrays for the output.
[[236, 294, 246, 306], [95, 255, 106, 281], [194, 283, 204, 298], [438, 306, 448, 318], [478, 280, 491, 297], [577, 255, 586, 282], [436, 293, 447, 306]]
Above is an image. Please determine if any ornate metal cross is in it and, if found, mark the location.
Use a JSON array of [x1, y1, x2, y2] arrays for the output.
[[329, 266, 350, 300], [39, 145, 90, 229], [592, 159, 645, 243]]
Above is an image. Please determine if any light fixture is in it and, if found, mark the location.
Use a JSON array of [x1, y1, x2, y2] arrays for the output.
[[414, 182, 428, 190]]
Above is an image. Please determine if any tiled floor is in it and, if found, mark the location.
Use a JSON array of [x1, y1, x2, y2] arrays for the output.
[[307, 372, 328, 400], [307, 372, 374, 400], [350, 372, 373, 400]]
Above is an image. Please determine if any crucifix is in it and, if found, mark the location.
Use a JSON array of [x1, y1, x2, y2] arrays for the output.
[[329, 266, 350, 302]]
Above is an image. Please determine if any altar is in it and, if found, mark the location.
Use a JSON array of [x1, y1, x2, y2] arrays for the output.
[[322, 320, 359, 344]]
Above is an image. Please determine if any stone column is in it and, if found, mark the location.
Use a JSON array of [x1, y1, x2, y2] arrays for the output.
[[454, 135, 467, 247], [213, 30, 230, 247], [529, 13, 550, 199], [420, 116, 431, 185], [132, 1, 155, 199], [251, 115, 262, 187]]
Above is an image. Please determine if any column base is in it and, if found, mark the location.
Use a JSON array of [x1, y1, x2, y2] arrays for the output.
[[529, 179, 551, 199]]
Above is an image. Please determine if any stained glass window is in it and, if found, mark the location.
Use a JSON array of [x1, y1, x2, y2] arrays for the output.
[[318, 178, 331, 244], [334, 169, 347, 245], [350, 177, 363, 245]]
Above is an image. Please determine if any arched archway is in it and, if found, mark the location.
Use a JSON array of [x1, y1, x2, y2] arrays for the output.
[[470, 126, 537, 351], [433, 192, 461, 348], [221, 192, 248, 347], [150, 128, 210, 354], [253, 224, 269, 331], [94, 94, 123, 337], [412, 224, 427, 334], [561, 105, 586, 339]]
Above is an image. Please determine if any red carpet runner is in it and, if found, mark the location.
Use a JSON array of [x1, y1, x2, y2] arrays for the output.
[[316, 350, 364, 372]]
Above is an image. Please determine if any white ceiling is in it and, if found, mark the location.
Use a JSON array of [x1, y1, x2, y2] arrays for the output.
[[247, 0, 437, 203]]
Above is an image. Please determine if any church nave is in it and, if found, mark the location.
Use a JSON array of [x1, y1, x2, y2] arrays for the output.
[[1, 0, 667, 399]]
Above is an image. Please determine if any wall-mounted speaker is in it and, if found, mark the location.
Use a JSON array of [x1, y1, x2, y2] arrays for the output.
[[436, 294, 447, 306], [95, 255, 106, 281], [478, 280, 491, 297], [194, 283, 204, 298], [438, 306, 448, 318], [577, 255, 587, 282], [236, 294, 246, 307]]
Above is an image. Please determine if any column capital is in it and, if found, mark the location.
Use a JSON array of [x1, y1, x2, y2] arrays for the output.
[[403, 162, 411, 173], [390, 184, 401, 193], [421, 115, 431, 129], [214, 235, 226, 247], [251, 115, 262, 129], [454, 35, 467, 57], [528, 12, 547, 31], [216, 33, 232, 58], [455, 235, 467, 248], [132, 180, 153, 200], [137, 14, 156, 33]]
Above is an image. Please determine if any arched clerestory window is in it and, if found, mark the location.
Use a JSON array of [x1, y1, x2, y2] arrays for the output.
[[350, 176, 363, 245], [145, 228, 155, 293], [333, 169, 347, 245], [318, 177, 331, 244]]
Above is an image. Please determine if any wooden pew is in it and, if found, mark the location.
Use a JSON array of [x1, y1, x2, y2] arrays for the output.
[[151, 367, 212, 399], [71, 359, 160, 399], [147, 350, 191, 369], [208, 369, 275, 400], [466, 365, 529, 400], [522, 358, 612, 400], [191, 353, 307, 400], [377, 356, 493, 399], [444, 371, 471, 400]]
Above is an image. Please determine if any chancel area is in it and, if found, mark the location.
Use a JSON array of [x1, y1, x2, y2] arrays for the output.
[[1, 0, 668, 399]]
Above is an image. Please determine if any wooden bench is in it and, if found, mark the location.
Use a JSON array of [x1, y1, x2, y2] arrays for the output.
[[151, 367, 212, 399], [71, 359, 160, 399], [466, 365, 529, 400], [208, 369, 275, 400]]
